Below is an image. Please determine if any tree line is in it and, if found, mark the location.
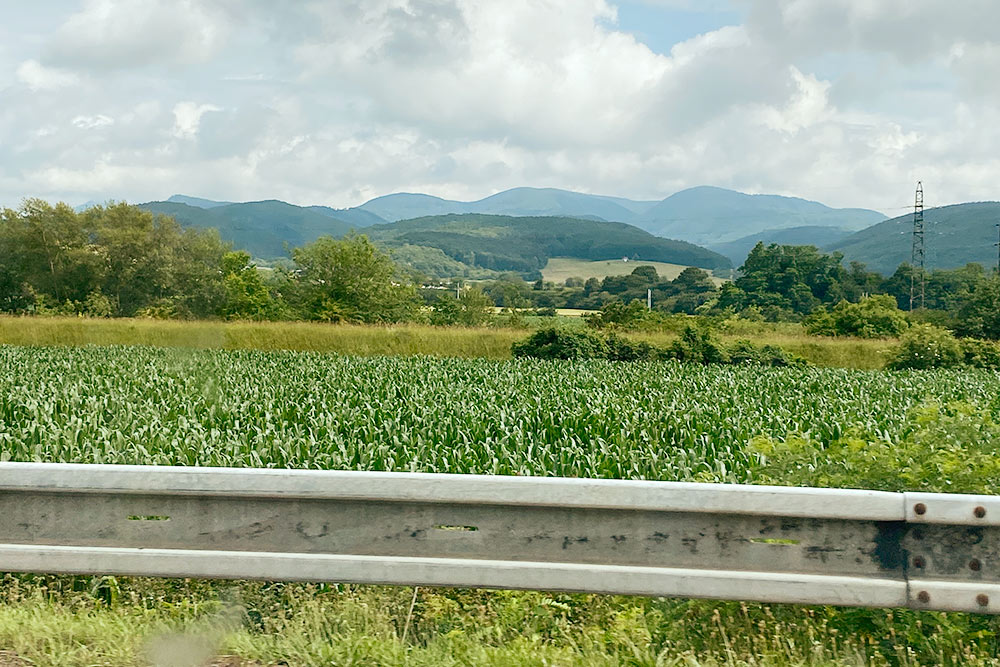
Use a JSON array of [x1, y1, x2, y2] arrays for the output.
[[2, 200, 998, 340], [0, 200, 420, 323]]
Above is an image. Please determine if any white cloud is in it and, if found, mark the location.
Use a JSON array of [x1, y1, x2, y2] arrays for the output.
[[44, 0, 229, 70], [172, 103, 222, 139], [71, 114, 114, 129], [1, 0, 999, 213], [15, 59, 79, 90]]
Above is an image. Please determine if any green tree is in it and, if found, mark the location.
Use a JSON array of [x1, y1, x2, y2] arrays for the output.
[[291, 234, 420, 323], [430, 288, 495, 327], [220, 251, 283, 320], [955, 275, 1000, 340], [734, 243, 849, 319]]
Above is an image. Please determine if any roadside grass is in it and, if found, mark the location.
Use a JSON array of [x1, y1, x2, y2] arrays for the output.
[[1, 579, 992, 666], [0, 315, 894, 369]]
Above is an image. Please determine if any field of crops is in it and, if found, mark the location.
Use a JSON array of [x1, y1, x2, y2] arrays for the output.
[[4, 345, 1000, 666], [2, 345, 999, 477]]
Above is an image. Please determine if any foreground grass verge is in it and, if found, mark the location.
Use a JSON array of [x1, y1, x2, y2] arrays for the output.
[[3, 577, 999, 666], [0, 315, 892, 368]]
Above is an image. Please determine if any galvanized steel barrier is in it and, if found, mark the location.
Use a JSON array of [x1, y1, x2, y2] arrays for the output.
[[0, 462, 997, 613]]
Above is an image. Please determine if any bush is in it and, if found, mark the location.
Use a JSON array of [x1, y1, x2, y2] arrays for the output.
[[604, 334, 659, 361], [887, 323, 963, 369], [804, 295, 908, 338], [585, 300, 649, 329], [511, 328, 607, 360], [753, 401, 1000, 494], [513, 326, 806, 367], [666, 325, 729, 364], [960, 338, 1000, 368], [430, 288, 495, 327]]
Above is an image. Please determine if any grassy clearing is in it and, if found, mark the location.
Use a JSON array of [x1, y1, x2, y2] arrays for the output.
[[541, 257, 729, 285], [0, 315, 893, 368]]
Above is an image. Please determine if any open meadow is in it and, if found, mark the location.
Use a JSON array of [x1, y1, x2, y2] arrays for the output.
[[2, 344, 1000, 664], [0, 315, 894, 369]]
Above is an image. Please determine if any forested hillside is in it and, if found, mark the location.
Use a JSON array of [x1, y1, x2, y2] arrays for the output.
[[140, 200, 363, 258], [365, 213, 732, 273], [708, 225, 853, 265], [829, 202, 1000, 274]]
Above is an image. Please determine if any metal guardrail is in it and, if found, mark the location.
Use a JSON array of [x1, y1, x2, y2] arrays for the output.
[[0, 462, 997, 613]]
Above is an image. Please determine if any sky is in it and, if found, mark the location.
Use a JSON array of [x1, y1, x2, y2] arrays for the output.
[[1, 0, 999, 212]]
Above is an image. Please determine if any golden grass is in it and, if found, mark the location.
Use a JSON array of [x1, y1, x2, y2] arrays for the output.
[[0, 315, 894, 369], [0, 316, 520, 359]]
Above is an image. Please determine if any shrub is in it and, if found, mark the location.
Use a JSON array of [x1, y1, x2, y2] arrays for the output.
[[430, 288, 495, 327], [511, 328, 607, 360], [604, 334, 658, 361], [585, 300, 649, 329], [666, 325, 729, 364], [753, 401, 1000, 494], [960, 338, 1000, 369], [804, 295, 908, 338], [887, 323, 963, 370], [725, 339, 806, 367], [512, 326, 805, 367]]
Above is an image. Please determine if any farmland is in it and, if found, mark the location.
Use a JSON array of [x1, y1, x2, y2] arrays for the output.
[[3, 345, 1000, 664], [541, 257, 730, 285]]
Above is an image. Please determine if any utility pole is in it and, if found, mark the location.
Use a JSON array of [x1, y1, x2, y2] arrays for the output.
[[647, 288, 652, 311], [909, 182, 925, 311]]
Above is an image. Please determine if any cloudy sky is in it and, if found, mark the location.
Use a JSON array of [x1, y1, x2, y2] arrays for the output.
[[2, 0, 999, 212]]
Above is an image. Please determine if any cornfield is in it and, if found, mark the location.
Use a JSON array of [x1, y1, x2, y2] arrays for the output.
[[2, 344, 998, 480]]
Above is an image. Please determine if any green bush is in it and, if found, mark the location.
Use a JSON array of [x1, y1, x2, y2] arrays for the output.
[[513, 326, 805, 367], [960, 338, 1000, 368], [666, 325, 729, 364], [511, 327, 607, 360], [584, 300, 649, 329], [604, 333, 659, 361], [887, 323, 963, 369], [804, 295, 908, 338], [753, 401, 1000, 494]]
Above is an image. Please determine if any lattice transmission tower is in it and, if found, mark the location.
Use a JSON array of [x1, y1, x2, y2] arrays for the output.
[[909, 182, 925, 311]]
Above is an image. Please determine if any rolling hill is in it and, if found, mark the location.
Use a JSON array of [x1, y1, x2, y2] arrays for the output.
[[708, 226, 854, 266], [364, 213, 731, 273], [357, 187, 659, 223], [140, 200, 360, 258], [635, 186, 885, 245], [827, 202, 1000, 275]]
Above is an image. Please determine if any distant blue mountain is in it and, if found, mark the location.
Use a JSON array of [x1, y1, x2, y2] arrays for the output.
[[166, 194, 233, 209], [358, 187, 658, 224], [634, 186, 885, 246]]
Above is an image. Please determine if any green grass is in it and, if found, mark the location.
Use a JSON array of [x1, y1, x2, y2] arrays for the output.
[[3, 577, 999, 666], [541, 257, 728, 285], [0, 315, 893, 369]]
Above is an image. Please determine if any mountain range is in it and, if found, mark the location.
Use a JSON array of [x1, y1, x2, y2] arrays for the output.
[[137, 186, 885, 262], [354, 186, 884, 245]]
